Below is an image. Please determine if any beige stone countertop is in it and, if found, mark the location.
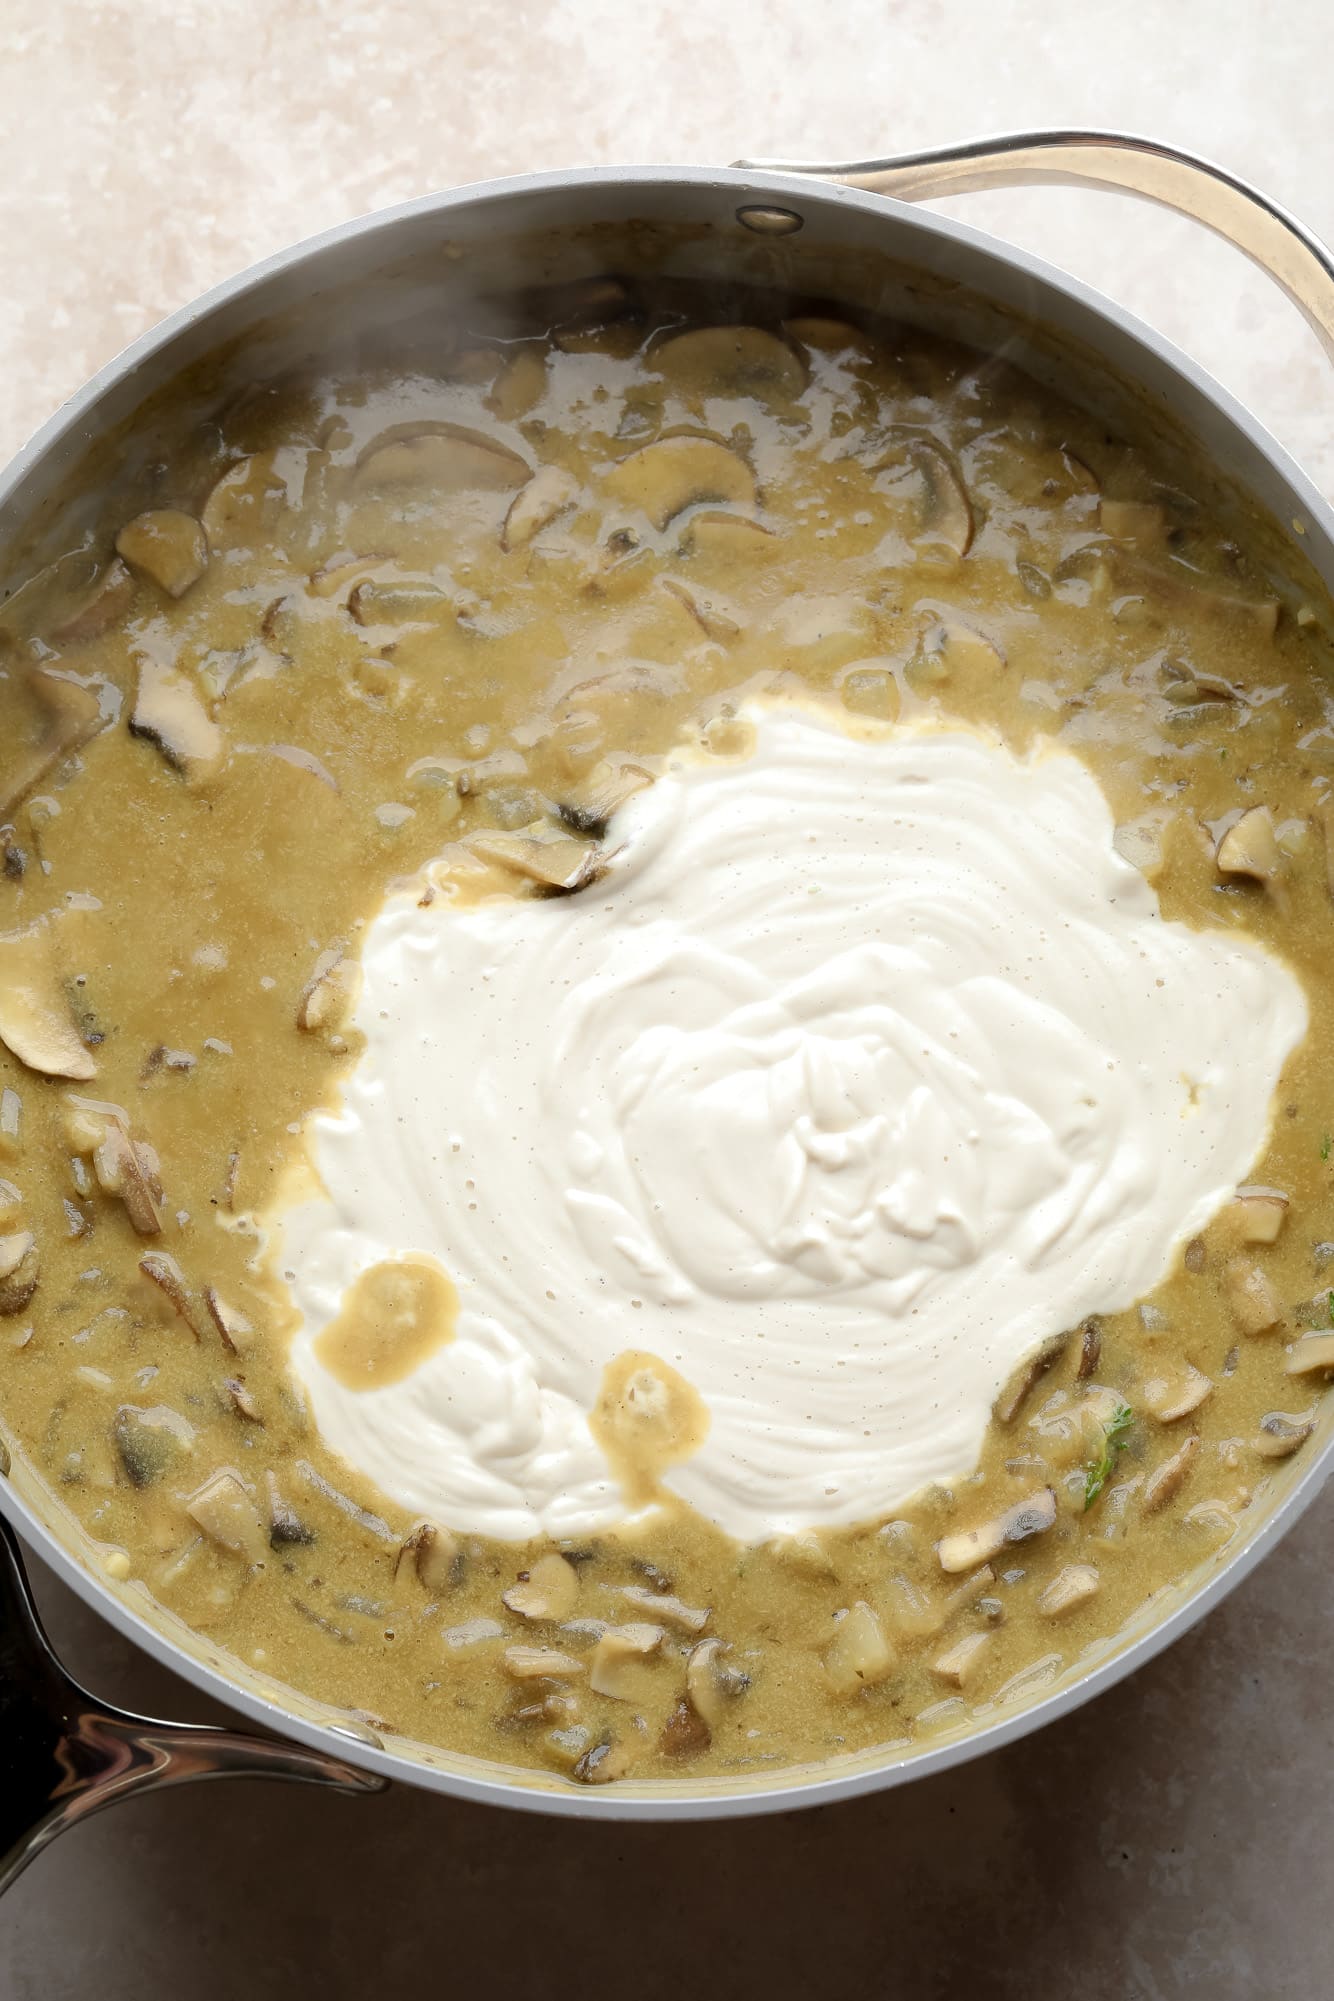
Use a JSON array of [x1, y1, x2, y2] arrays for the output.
[[2, 1, 1333, 1994]]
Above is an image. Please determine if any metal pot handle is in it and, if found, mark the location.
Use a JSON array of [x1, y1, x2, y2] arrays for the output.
[[0, 1516, 384, 1895], [735, 130, 1334, 363]]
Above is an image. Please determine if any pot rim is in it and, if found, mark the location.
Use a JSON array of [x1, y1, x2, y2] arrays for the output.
[[4, 158, 1332, 1821]]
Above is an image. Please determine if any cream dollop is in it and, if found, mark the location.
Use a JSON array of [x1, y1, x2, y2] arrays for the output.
[[278, 707, 1306, 1541]]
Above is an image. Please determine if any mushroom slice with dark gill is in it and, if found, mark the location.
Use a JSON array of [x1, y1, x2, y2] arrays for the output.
[[129, 653, 223, 776], [0, 667, 105, 819], [0, 921, 96, 1081], [937, 1488, 1057, 1574], [603, 436, 757, 532], [0, 1230, 38, 1314], [1253, 1410, 1316, 1458]]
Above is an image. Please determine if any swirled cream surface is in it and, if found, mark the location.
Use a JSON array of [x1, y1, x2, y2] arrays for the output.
[[278, 707, 1307, 1542]]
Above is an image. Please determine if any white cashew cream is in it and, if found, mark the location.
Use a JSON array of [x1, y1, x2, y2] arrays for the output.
[[276, 705, 1307, 1542]]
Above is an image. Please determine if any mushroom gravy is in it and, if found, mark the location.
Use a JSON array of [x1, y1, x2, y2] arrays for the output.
[[2, 297, 1334, 1788]]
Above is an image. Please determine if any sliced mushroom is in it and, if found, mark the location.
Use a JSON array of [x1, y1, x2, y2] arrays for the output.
[[555, 322, 642, 360], [589, 1621, 664, 1700], [541, 1725, 593, 1772], [686, 1636, 749, 1730], [1057, 448, 1100, 498], [1253, 1410, 1316, 1458], [347, 577, 453, 627], [503, 1645, 586, 1682], [442, 1617, 505, 1653], [501, 465, 579, 551], [930, 1629, 991, 1688], [555, 762, 654, 841], [1164, 665, 1242, 707], [1314, 800, 1334, 903], [115, 510, 208, 598], [1037, 1563, 1101, 1617], [937, 1488, 1057, 1574], [1113, 818, 1166, 879], [186, 1469, 267, 1562], [1142, 1365, 1213, 1422], [1119, 558, 1279, 635], [50, 559, 136, 644], [838, 661, 901, 721], [619, 1585, 709, 1633], [355, 424, 530, 493], [658, 576, 742, 641], [1225, 1256, 1285, 1336], [202, 1285, 252, 1355], [139, 1252, 208, 1339], [572, 1735, 636, 1785], [467, 829, 602, 894], [917, 446, 974, 557], [0, 670, 105, 818], [603, 436, 757, 531], [993, 1333, 1067, 1423], [916, 612, 1005, 682], [1142, 1434, 1200, 1513], [224, 1377, 263, 1424], [542, 273, 635, 337], [296, 1460, 396, 1542], [823, 1601, 894, 1696], [935, 1562, 997, 1630], [130, 654, 223, 775], [308, 553, 388, 599], [581, 526, 649, 600], [486, 347, 548, 423], [659, 1696, 711, 1757], [0, 1231, 38, 1314], [396, 1520, 459, 1592], [767, 1527, 838, 1578], [678, 509, 777, 561], [250, 1475, 308, 1555], [1098, 499, 1165, 542], [114, 1404, 193, 1487], [652, 326, 807, 402], [1076, 1317, 1103, 1380], [885, 1571, 937, 1640], [297, 949, 355, 1034], [782, 316, 875, 360], [1216, 806, 1283, 886], [0, 924, 96, 1080], [443, 346, 500, 386], [878, 436, 973, 558], [1285, 1333, 1334, 1378], [92, 1124, 162, 1235], [1222, 1191, 1288, 1246], [200, 452, 289, 550], [503, 1551, 579, 1622]]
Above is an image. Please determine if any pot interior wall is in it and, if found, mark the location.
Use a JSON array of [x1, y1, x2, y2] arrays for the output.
[[3, 171, 1334, 1810]]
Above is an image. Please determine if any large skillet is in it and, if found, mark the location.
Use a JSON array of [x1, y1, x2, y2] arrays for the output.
[[3, 130, 1334, 1886]]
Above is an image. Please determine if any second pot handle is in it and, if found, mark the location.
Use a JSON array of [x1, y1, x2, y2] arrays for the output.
[[735, 130, 1334, 366]]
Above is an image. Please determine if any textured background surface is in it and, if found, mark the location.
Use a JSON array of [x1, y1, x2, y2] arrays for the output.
[[2, 1, 1333, 1994]]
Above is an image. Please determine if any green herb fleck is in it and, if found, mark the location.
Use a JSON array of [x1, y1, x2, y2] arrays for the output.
[[1083, 1399, 1134, 1510], [1322, 1134, 1332, 1162], [1327, 1291, 1334, 1329]]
